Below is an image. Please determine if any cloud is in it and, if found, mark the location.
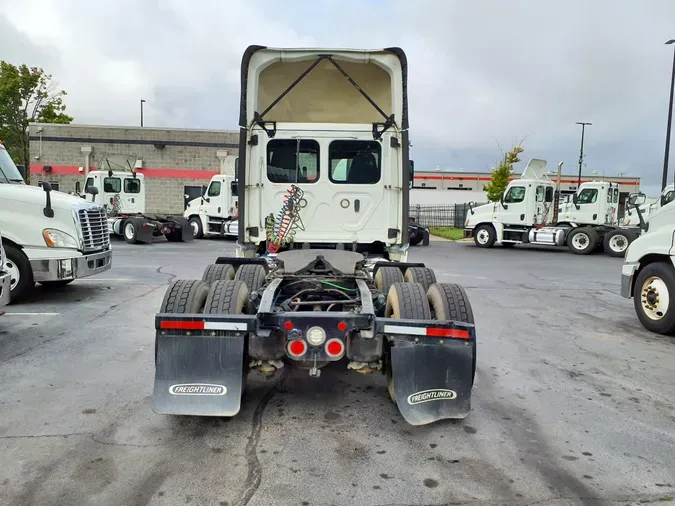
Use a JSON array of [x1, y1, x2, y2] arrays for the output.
[[2, 0, 675, 192]]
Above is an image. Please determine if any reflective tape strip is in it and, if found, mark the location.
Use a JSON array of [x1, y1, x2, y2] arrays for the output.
[[204, 321, 248, 331], [383, 325, 469, 340], [159, 321, 247, 331]]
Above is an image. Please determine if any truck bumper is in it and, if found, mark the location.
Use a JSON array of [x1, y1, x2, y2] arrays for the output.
[[30, 249, 112, 282], [0, 271, 11, 307], [463, 228, 473, 239], [620, 262, 639, 299]]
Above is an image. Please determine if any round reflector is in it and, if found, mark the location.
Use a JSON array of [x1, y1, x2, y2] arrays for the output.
[[325, 339, 344, 357], [337, 321, 347, 332], [284, 321, 294, 331], [288, 339, 306, 357]]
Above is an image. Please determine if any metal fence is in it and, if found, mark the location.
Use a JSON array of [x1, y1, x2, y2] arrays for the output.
[[409, 203, 488, 229]]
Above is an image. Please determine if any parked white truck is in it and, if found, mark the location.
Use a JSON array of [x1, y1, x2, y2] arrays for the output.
[[77, 169, 193, 245], [183, 156, 239, 239], [0, 142, 112, 302], [463, 158, 640, 256], [620, 193, 675, 335]]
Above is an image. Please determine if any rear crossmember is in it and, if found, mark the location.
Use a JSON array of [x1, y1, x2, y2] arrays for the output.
[[155, 313, 474, 341]]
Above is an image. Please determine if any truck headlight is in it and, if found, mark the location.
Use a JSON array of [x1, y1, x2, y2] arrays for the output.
[[43, 229, 79, 249]]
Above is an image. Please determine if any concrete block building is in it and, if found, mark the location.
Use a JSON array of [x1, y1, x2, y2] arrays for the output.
[[28, 123, 641, 215], [28, 123, 239, 215]]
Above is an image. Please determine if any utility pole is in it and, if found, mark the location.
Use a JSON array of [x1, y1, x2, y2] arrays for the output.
[[662, 40, 675, 191], [141, 99, 146, 127], [576, 122, 592, 188]]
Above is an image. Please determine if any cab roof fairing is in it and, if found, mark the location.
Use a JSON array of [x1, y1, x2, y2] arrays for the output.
[[237, 46, 409, 133]]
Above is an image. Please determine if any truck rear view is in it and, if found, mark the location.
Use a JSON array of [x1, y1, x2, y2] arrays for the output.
[[151, 46, 478, 426]]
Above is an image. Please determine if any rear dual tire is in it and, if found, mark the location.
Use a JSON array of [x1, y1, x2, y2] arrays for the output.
[[384, 280, 477, 401]]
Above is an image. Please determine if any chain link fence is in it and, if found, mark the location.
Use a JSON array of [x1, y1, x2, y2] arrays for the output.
[[409, 203, 489, 229]]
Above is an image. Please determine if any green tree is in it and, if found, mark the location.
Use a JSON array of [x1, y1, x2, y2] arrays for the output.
[[484, 144, 524, 202], [0, 62, 73, 179]]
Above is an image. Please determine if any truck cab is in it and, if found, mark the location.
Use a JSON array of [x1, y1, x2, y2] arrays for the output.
[[0, 142, 112, 302], [236, 48, 409, 260], [184, 171, 238, 238], [81, 170, 146, 215]]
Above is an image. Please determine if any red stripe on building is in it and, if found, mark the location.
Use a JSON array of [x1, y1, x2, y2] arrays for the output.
[[30, 165, 219, 180]]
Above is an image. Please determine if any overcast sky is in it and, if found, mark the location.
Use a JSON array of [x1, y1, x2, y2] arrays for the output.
[[2, 0, 675, 195]]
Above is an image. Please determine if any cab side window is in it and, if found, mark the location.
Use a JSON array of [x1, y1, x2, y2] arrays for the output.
[[124, 178, 141, 194], [504, 186, 526, 203], [577, 188, 598, 204], [84, 177, 95, 192], [545, 187, 554, 202], [103, 177, 121, 193], [207, 181, 221, 197]]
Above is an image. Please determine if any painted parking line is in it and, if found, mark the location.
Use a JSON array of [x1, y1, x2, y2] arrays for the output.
[[72, 278, 136, 282], [2, 312, 60, 316]]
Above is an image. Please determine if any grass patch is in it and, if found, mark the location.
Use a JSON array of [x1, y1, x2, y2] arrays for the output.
[[659, 497, 673, 502], [429, 227, 465, 241]]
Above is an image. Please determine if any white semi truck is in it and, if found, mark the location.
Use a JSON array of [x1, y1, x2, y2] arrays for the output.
[[77, 169, 193, 244], [0, 142, 112, 302], [151, 45, 478, 427], [620, 193, 675, 335], [463, 158, 640, 256], [183, 155, 239, 239]]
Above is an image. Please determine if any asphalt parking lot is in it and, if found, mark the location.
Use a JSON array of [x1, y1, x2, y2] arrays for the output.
[[1, 237, 674, 506]]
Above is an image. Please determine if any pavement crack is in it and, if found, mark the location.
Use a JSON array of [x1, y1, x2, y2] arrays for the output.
[[236, 368, 291, 506], [157, 265, 178, 285], [0, 432, 86, 440], [89, 433, 165, 448]]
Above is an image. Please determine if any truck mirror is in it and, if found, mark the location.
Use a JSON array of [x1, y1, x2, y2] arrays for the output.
[[86, 186, 99, 196], [572, 193, 578, 204], [75, 181, 81, 194], [230, 181, 238, 197], [629, 192, 646, 206]]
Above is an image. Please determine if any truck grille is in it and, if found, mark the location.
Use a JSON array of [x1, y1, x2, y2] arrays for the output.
[[77, 207, 110, 253]]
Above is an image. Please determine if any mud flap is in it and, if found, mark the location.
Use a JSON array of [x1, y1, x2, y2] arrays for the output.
[[390, 339, 473, 425], [176, 218, 194, 242], [136, 221, 155, 244], [152, 331, 245, 416]]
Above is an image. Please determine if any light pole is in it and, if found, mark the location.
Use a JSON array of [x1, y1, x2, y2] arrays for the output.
[[140, 99, 146, 127], [661, 39, 675, 191], [576, 122, 592, 187]]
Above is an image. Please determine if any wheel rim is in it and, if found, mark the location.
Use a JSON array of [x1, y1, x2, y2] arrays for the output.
[[572, 232, 589, 250], [5, 259, 20, 290], [124, 222, 135, 239], [476, 229, 490, 245], [190, 220, 200, 235], [609, 234, 627, 252], [640, 276, 669, 321]]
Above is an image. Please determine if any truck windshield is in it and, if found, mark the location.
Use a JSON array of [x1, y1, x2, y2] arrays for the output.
[[0, 147, 25, 184]]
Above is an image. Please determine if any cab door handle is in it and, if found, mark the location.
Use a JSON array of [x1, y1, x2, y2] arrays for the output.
[[354, 199, 360, 212]]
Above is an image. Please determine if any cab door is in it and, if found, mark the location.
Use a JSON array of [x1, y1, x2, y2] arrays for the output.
[[121, 177, 143, 214], [498, 184, 529, 225]]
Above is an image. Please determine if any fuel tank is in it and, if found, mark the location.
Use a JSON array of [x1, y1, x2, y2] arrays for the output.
[[528, 227, 566, 246]]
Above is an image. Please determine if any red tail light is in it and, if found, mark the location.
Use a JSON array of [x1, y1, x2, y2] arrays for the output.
[[337, 321, 347, 332], [287, 339, 307, 357], [325, 339, 344, 358]]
